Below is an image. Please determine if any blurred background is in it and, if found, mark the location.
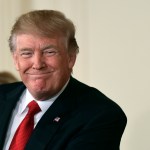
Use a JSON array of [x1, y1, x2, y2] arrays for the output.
[[0, 0, 150, 149]]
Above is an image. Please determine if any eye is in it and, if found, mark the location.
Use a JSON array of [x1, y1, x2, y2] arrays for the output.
[[43, 49, 58, 56], [20, 51, 33, 58]]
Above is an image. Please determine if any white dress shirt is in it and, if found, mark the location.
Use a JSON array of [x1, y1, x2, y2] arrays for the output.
[[3, 80, 69, 150]]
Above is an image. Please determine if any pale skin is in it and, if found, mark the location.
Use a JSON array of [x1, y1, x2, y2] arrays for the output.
[[12, 34, 76, 100]]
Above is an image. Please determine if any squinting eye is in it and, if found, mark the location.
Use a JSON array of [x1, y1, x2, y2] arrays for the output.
[[44, 50, 57, 56], [20, 52, 33, 58]]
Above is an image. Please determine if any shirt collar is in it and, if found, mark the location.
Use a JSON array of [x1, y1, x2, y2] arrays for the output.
[[18, 78, 70, 115]]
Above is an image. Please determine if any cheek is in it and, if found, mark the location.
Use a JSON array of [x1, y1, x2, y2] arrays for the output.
[[46, 57, 64, 68], [15, 59, 30, 72], [12, 54, 26, 71]]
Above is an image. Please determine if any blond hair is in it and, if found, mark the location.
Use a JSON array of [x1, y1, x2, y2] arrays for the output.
[[9, 10, 79, 54]]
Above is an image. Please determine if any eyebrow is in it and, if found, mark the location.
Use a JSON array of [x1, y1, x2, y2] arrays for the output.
[[18, 45, 59, 52], [41, 45, 58, 51], [19, 48, 33, 51]]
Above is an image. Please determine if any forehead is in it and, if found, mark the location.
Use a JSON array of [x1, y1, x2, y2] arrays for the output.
[[16, 34, 67, 49]]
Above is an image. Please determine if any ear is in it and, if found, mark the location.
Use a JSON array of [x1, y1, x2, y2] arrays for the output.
[[12, 52, 19, 71], [68, 52, 76, 69]]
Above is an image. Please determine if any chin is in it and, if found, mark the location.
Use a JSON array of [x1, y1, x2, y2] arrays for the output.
[[33, 84, 48, 93], [31, 88, 51, 100]]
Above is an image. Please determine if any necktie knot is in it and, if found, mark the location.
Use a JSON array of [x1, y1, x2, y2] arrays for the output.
[[27, 100, 41, 116]]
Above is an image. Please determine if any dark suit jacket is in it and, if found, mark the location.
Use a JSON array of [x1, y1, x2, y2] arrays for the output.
[[0, 77, 127, 150]]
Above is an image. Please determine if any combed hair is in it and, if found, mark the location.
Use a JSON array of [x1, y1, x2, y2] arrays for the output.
[[9, 10, 79, 54]]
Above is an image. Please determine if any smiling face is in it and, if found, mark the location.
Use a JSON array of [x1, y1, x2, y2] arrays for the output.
[[13, 34, 76, 100]]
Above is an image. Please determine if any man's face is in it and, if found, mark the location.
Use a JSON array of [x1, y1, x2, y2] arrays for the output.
[[13, 34, 76, 100]]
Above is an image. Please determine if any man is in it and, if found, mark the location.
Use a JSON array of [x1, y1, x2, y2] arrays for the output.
[[0, 10, 127, 150]]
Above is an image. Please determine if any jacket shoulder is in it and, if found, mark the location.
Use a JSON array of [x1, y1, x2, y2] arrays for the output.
[[70, 78, 127, 120], [0, 82, 24, 93]]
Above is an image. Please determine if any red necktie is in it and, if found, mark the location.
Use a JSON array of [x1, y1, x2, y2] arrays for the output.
[[9, 100, 41, 150]]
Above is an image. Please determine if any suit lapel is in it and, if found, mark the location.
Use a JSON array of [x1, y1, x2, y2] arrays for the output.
[[25, 77, 78, 150], [0, 77, 81, 150], [0, 83, 25, 149], [25, 101, 71, 150]]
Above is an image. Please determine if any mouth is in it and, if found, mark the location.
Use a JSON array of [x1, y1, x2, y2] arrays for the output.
[[26, 72, 52, 77]]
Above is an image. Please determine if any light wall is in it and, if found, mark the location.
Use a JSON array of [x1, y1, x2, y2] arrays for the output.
[[0, 0, 150, 150]]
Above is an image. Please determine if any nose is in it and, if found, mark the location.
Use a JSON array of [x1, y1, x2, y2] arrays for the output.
[[32, 53, 46, 70]]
